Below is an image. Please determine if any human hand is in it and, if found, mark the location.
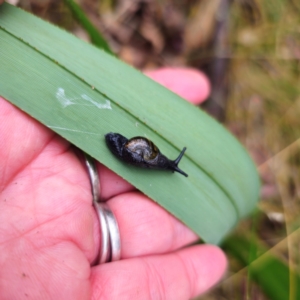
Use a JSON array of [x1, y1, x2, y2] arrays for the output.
[[0, 68, 226, 300]]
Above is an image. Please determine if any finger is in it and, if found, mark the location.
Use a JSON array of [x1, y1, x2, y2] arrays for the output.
[[144, 67, 211, 104], [91, 245, 227, 300], [104, 192, 198, 258]]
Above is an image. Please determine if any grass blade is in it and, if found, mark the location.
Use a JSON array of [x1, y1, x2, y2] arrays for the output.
[[223, 235, 300, 299], [62, 0, 113, 54]]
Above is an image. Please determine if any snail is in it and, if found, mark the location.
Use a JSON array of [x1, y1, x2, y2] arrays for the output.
[[105, 132, 188, 177]]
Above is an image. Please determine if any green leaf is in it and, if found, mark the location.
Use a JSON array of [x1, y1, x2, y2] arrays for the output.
[[223, 235, 300, 300], [62, 0, 114, 54], [0, 3, 260, 244]]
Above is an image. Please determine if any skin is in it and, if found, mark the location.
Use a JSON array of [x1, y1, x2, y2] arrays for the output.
[[0, 68, 227, 300]]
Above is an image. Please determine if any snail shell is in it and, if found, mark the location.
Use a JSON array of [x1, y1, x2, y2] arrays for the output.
[[105, 132, 188, 177]]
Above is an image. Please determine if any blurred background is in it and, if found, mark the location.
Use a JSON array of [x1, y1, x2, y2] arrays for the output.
[[8, 0, 300, 298]]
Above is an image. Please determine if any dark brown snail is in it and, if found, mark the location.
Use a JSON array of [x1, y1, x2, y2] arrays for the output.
[[105, 133, 188, 177]]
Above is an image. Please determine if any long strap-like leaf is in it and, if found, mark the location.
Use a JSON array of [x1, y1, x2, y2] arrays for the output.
[[0, 3, 260, 244]]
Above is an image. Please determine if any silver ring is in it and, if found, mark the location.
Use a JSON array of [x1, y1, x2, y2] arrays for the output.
[[93, 202, 110, 264], [84, 153, 101, 203], [84, 153, 121, 264], [102, 203, 121, 262]]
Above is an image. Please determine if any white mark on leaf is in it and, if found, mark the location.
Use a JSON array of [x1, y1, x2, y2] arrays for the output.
[[56, 88, 75, 107], [47, 126, 99, 135], [56, 88, 112, 110], [81, 94, 112, 109]]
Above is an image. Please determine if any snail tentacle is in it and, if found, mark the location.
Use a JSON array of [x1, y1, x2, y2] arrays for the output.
[[168, 147, 188, 177]]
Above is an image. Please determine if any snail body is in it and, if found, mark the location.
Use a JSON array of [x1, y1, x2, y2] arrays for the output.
[[105, 132, 188, 177]]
